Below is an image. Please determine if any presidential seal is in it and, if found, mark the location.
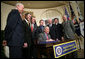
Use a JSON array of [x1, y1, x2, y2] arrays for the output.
[[56, 46, 62, 55]]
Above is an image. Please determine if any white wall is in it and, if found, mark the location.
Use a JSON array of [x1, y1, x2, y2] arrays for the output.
[[1, 2, 15, 30]]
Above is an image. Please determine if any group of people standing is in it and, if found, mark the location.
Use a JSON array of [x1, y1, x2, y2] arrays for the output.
[[2, 3, 82, 58]]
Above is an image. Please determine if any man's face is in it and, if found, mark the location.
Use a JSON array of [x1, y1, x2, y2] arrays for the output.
[[63, 15, 67, 21], [17, 5, 24, 13], [54, 19, 58, 23], [27, 14, 31, 20], [48, 19, 52, 24], [32, 17, 35, 24], [40, 21, 44, 26], [45, 27, 49, 34]]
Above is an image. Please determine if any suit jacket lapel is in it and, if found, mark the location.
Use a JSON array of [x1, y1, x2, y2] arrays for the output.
[[43, 32, 47, 40], [48, 34, 51, 39]]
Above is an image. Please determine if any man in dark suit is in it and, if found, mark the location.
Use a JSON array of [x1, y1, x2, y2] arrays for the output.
[[22, 13, 32, 58], [37, 20, 45, 35], [30, 16, 38, 58], [2, 3, 24, 58], [47, 19, 55, 40], [54, 18, 64, 41], [30, 16, 37, 42]]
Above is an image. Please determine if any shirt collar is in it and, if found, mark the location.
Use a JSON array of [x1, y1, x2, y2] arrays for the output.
[[25, 19, 28, 23], [49, 24, 52, 27], [56, 23, 58, 25]]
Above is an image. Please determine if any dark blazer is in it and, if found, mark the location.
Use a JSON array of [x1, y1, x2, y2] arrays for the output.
[[36, 25, 44, 39], [74, 21, 81, 36], [47, 24, 55, 40], [36, 26, 44, 34], [30, 23, 37, 45], [31, 23, 37, 39], [5, 9, 24, 46], [22, 20, 32, 46], [54, 23, 64, 40]]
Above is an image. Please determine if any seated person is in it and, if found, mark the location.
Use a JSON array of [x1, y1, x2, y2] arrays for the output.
[[38, 26, 55, 43]]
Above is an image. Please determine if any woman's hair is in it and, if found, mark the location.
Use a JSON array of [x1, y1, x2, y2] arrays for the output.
[[25, 13, 30, 19]]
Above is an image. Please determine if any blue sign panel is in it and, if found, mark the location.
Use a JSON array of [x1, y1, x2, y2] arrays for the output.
[[38, 41, 57, 44], [53, 40, 78, 58]]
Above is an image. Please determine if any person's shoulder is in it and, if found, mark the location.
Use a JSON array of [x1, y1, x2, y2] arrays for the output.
[[22, 20, 26, 23], [52, 24, 55, 28], [39, 32, 44, 35], [43, 26, 45, 27], [34, 23, 37, 26], [38, 25, 40, 27], [37, 26, 40, 28], [57, 23, 60, 25], [38, 33, 43, 37], [68, 20, 72, 22], [58, 23, 62, 25], [11, 9, 18, 12], [52, 24, 55, 26], [69, 20, 74, 24], [10, 9, 18, 14]]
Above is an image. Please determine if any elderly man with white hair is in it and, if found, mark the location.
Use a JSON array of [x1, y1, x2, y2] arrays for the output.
[[3, 3, 25, 58]]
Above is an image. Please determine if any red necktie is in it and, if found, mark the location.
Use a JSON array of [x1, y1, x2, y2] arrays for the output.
[[46, 33, 49, 40], [31, 24, 33, 32]]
